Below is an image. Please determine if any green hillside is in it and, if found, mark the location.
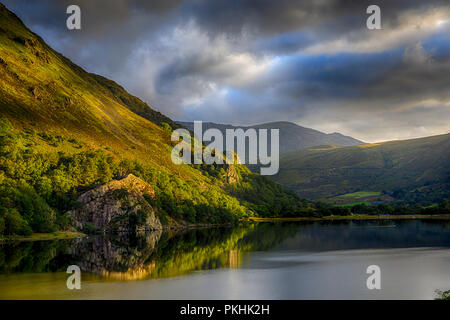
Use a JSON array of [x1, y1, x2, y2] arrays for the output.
[[0, 3, 310, 236], [273, 134, 450, 204]]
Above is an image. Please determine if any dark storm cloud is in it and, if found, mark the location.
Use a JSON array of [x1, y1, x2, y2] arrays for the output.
[[180, 0, 441, 36], [2, 0, 184, 73], [5, 0, 447, 33], [2, 0, 450, 141], [4, 0, 183, 32]]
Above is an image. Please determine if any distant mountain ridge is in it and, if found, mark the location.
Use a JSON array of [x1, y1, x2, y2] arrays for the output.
[[272, 133, 450, 204], [178, 121, 364, 154]]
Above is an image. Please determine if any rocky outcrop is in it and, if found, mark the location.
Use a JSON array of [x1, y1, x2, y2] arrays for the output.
[[225, 165, 240, 184], [68, 174, 162, 233]]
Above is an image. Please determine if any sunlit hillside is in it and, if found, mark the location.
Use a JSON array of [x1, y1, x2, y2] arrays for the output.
[[0, 3, 186, 174], [0, 3, 308, 236]]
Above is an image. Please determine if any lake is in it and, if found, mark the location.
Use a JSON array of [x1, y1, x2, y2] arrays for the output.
[[1, 219, 449, 299]]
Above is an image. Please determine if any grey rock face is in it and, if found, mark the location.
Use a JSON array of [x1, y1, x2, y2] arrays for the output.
[[68, 174, 162, 233], [225, 165, 240, 184]]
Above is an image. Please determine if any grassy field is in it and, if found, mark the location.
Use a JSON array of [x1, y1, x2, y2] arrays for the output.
[[328, 191, 383, 206], [319, 191, 392, 206], [335, 201, 371, 207], [339, 191, 382, 198]]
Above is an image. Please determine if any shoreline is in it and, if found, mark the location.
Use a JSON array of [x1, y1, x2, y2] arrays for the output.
[[2, 214, 449, 242], [0, 223, 231, 242], [247, 214, 450, 222]]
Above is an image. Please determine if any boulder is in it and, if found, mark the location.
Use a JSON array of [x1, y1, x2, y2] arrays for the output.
[[68, 174, 162, 233]]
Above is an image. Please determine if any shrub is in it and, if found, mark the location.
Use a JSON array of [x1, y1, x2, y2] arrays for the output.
[[82, 222, 97, 234], [0, 207, 33, 236], [160, 122, 173, 133], [0, 115, 11, 136]]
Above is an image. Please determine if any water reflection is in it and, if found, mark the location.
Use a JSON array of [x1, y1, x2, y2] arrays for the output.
[[1, 220, 449, 281], [68, 231, 162, 280]]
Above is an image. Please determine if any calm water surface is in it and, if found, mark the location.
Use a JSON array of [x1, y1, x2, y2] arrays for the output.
[[1, 219, 449, 299]]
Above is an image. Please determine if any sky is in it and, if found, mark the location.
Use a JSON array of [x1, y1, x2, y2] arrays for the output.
[[3, 0, 450, 142]]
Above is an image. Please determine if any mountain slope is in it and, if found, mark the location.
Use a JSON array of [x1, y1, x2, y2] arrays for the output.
[[178, 121, 364, 154], [272, 134, 450, 203], [0, 3, 311, 235], [0, 3, 183, 172], [90, 74, 183, 131]]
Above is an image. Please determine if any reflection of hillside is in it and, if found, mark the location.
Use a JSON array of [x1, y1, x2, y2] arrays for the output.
[[227, 250, 240, 268], [69, 232, 162, 280], [2, 220, 450, 280], [0, 224, 301, 279], [277, 220, 450, 251], [146, 224, 300, 278], [68, 229, 250, 280], [67, 224, 297, 280], [237, 223, 299, 251], [95, 261, 157, 281], [1, 220, 450, 286], [147, 227, 251, 279], [0, 240, 69, 274]]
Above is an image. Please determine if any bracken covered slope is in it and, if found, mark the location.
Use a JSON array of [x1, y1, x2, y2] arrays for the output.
[[0, 3, 183, 172]]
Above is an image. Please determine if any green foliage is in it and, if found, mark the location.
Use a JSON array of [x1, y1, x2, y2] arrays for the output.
[[435, 290, 450, 300], [0, 238, 74, 274], [227, 168, 315, 218], [0, 207, 32, 236], [349, 200, 450, 216], [0, 115, 11, 136], [0, 126, 251, 234], [112, 188, 129, 200], [155, 208, 170, 225], [0, 179, 55, 234], [0, 128, 118, 235], [305, 200, 450, 217], [160, 122, 173, 133], [128, 209, 149, 230], [90, 74, 183, 130], [82, 222, 97, 235]]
